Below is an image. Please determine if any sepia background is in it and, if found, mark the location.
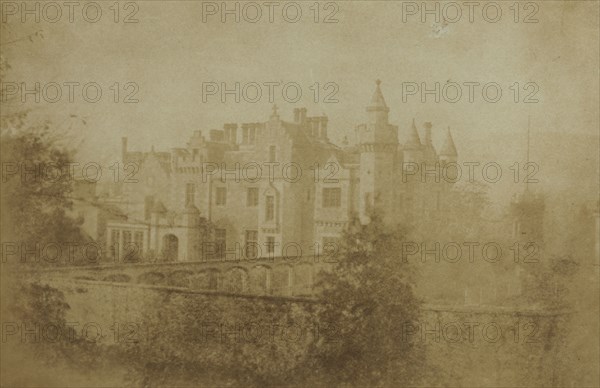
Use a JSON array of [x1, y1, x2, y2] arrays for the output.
[[1, 1, 598, 387]]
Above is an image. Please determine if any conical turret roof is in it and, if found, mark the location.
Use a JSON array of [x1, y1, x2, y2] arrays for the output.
[[404, 118, 423, 150], [367, 79, 389, 112], [440, 127, 458, 156]]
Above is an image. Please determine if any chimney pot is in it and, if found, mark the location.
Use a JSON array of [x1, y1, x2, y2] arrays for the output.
[[320, 116, 328, 139], [299, 108, 307, 124]]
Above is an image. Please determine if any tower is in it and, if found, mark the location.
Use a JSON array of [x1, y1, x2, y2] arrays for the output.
[[357, 80, 399, 223], [422, 122, 438, 164], [439, 126, 458, 165], [510, 118, 544, 244], [510, 192, 545, 244], [149, 200, 167, 260], [403, 119, 424, 165], [183, 203, 202, 262]]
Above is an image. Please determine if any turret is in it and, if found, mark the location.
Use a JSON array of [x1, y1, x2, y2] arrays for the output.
[[149, 200, 167, 257], [422, 122, 437, 163], [439, 126, 458, 164], [367, 79, 389, 125], [270, 104, 280, 121], [403, 119, 423, 164], [184, 203, 205, 262], [510, 191, 545, 243], [358, 80, 399, 224]]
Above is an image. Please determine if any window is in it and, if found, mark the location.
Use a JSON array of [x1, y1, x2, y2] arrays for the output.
[[245, 230, 258, 259], [185, 183, 195, 205], [245, 230, 258, 243], [266, 236, 275, 254], [215, 187, 227, 205], [266, 195, 275, 221], [110, 229, 120, 258], [247, 187, 258, 207], [134, 231, 144, 251], [269, 145, 276, 162], [322, 188, 341, 208], [144, 196, 154, 220], [215, 228, 226, 259], [122, 231, 132, 246], [122, 231, 132, 259]]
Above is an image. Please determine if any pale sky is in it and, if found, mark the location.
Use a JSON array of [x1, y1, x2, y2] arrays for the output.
[[2, 1, 598, 201]]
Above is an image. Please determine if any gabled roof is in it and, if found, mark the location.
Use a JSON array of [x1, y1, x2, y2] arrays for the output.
[[184, 203, 200, 214], [152, 200, 167, 213]]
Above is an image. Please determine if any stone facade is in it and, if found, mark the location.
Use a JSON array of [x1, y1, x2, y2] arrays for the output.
[[104, 81, 459, 263]]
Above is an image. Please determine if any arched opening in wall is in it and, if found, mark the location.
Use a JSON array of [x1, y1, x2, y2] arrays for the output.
[[271, 266, 293, 296], [138, 271, 166, 285], [249, 265, 272, 295], [102, 274, 132, 283], [75, 276, 95, 281], [168, 270, 193, 288], [192, 269, 220, 291], [223, 267, 249, 294], [162, 234, 179, 262]]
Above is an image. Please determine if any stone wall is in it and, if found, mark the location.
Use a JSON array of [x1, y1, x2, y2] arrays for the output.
[[41, 277, 568, 387]]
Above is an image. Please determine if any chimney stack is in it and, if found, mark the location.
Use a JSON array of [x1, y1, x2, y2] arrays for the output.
[[320, 116, 329, 139], [293, 108, 300, 123], [299, 108, 307, 124], [223, 123, 237, 143], [308, 117, 319, 137]]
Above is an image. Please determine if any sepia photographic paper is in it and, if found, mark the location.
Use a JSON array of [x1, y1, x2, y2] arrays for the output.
[[0, 1, 599, 387]]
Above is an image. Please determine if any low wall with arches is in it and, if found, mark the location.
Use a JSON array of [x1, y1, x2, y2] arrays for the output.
[[34, 256, 331, 298]]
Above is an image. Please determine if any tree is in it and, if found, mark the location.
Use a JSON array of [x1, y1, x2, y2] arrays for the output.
[[1, 39, 91, 267], [1, 126, 88, 242], [301, 211, 426, 386], [120, 292, 316, 387]]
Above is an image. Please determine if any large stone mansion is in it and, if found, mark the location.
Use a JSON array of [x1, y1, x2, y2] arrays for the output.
[[104, 80, 460, 262], [67, 81, 597, 304]]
